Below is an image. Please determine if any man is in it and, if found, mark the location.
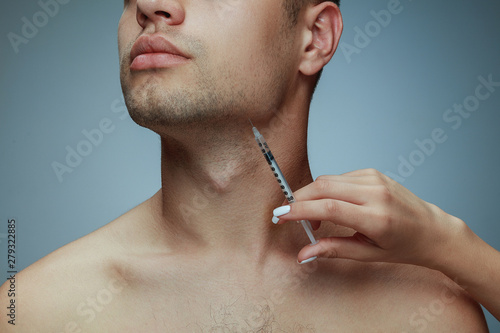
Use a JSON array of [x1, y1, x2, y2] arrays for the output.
[[1, 0, 488, 331]]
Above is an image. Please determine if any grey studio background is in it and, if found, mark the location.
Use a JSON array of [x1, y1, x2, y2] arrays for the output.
[[1, 0, 499, 330]]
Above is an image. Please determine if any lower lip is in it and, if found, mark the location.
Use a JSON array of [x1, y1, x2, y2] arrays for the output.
[[130, 53, 189, 71]]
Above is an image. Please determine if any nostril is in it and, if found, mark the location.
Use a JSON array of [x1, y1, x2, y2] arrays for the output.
[[155, 11, 171, 19]]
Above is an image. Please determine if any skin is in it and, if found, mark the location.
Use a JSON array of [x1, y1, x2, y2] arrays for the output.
[[273, 170, 500, 321], [0, 0, 491, 331]]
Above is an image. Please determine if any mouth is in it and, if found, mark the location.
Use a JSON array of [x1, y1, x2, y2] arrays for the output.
[[129, 34, 191, 71]]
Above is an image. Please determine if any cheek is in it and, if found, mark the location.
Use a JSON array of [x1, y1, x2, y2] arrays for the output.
[[117, 13, 137, 60], [205, 19, 278, 74], [117, 22, 127, 58], [197, 1, 278, 60]]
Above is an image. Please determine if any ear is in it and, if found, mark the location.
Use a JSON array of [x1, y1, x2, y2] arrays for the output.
[[298, 2, 343, 76]]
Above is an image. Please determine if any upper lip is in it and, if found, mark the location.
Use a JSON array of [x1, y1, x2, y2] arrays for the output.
[[130, 34, 189, 62]]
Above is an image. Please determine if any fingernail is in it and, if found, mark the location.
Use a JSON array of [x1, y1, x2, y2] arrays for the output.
[[273, 205, 291, 217], [272, 216, 280, 224], [297, 256, 317, 264]]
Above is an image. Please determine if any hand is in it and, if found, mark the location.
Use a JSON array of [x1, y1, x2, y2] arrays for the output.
[[273, 169, 466, 267]]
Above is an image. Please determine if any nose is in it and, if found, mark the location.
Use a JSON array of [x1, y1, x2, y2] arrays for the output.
[[136, 0, 185, 29]]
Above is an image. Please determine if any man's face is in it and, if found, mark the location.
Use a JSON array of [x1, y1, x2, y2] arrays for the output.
[[118, 0, 299, 131]]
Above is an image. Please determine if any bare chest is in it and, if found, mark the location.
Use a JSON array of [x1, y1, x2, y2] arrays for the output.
[[84, 258, 418, 332], [82, 277, 402, 332], [115, 277, 325, 331]]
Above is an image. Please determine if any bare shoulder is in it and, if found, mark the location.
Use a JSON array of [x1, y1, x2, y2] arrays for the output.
[[338, 261, 489, 332], [398, 264, 487, 332], [0, 208, 136, 332], [311, 224, 489, 331]]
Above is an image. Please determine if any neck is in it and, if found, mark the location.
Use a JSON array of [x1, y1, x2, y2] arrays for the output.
[[148, 105, 313, 264]]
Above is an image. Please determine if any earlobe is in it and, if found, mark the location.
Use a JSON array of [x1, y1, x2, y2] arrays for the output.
[[299, 3, 343, 76]]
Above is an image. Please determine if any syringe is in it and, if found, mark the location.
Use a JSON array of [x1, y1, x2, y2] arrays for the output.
[[250, 122, 319, 248]]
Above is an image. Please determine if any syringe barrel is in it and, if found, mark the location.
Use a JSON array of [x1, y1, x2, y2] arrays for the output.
[[254, 132, 295, 203], [252, 126, 318, 246], [268, 156, 295, 203]]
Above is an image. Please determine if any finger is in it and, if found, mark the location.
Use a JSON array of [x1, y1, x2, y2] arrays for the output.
[[340, 169, 393, 185], [292, 179, 376, 205], [274, 200, 372, 235], [273, 212, 321, 230], [341, 168, 384, 177], [275, 217, 321, 230], [297, 233, 386, 263], [314, 174, 383, 186]]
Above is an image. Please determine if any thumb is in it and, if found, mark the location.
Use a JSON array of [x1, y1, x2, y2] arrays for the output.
[[298, 233, 384, 263]]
